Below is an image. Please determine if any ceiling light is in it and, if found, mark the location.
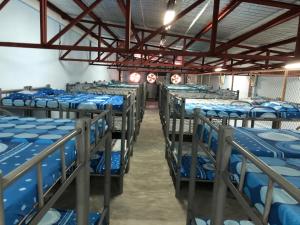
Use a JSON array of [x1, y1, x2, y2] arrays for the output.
[[164, 10, 175, 30], [164, 0, 176, 30], [284, 61, 300, 70], [215, 67, 226, 72], [160, 38, 167, 47]]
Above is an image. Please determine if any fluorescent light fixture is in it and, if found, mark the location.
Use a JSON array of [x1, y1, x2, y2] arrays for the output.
[[164, 9, 175, 30], [186, 0, 211, 34], [214, 67, 226, 72], [284, 61, 300, 70]]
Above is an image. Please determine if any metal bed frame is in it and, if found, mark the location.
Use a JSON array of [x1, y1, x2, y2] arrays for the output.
[[66, 81, 146, 137], [159, 84, 240, 141], [186, 108, 300, 225], [0, 107, 112, 225], [0, 86, 132, 194], [0, 84, 51, 100], [167, 93, 300, 196]]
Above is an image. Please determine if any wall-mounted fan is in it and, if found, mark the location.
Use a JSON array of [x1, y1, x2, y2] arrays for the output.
[[171, 74, 181, 84], [147, 73, 157, 84], [129, 72, 141, 83]]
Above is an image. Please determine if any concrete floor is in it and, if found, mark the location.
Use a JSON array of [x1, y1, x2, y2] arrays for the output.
[[56, 102, 247, 224], [110, 105, 186, 225]]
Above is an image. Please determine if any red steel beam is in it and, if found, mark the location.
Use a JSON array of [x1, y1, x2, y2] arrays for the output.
[[47, 0, 102, 45], [0, 41, 294, 61], [216, 10, 300, 53], [73, 0, 119, 40], [79, 18, 256, 50], [98, 25, 101, 59], [186, 0, 240, 50], [40, 0, 47, 45], [0, 0, 9, 11], [210, 0, 220, 53], [60, 24, 97, 59], [295, 16, 300, 58], [44, 1, 111, 48], [125, 0, 131, 49], [131, 0, 205, 51], [117, 0, 140, 43], [241, 0, 300, 10]]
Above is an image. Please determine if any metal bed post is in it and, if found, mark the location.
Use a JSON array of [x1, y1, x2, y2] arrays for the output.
[[76, 118, 90, 225], [119, 95, 128, 194], [165, 92, 170, 139], [127, 95, 134, 158], [0, 172, 5, 224], [211, 125, 233, 225], [104, 105, 112, 225], [186, 108, 200, 225], [175, 98, 185, 197], [170, 98, 177, 155]]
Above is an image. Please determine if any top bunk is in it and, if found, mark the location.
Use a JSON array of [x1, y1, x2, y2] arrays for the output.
[[0, 85, 131, 113], [173, 96, 300, 122], [66, 81, 143, 95], [161, 83, 240, 100]]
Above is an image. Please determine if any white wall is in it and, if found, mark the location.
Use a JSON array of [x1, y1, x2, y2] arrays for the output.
[[0, 0, 118, 90]]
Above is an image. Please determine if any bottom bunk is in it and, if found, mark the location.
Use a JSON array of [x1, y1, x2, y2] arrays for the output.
[[90, 139, 128, 176], [193, 218, 254, 225], [39, 209, 101, 225]]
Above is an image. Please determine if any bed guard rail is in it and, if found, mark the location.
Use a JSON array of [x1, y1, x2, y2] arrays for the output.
[[187, 108, 300, 225]]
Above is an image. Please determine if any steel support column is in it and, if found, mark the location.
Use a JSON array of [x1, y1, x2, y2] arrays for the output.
[[40, 0, 47, 45]]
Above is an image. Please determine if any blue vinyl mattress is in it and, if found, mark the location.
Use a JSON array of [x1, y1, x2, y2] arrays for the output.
[[178, 154, 215, 180], [184, 100, 300, 119], [230, 155, 300, 225], [38, 208, 100, 225], [0, 116, 78, 225], [2, 89, 124, 111], [194, 218, 254, 225], [198, 125, 300, 159], [90, 139, 124, 175]]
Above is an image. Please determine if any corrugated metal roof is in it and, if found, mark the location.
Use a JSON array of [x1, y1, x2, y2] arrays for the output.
[[48, 0, 299, 58]]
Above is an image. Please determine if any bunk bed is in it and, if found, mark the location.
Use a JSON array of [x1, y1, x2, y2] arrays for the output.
[[168, 94, 300, 196], [0, 108, 112, 225], [159, 83, 239, 140], [66, 81, 146, 139], [0, 85, 131, 194], [186, 110, 300, 225]]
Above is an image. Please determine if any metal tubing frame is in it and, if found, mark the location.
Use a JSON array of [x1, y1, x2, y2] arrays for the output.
[[187, 108, 300, 225], [0, 104, 113, 225]]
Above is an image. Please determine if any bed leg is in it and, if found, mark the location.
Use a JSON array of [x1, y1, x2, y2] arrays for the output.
[[211, 125, 233, 225], [0, 173, 5, 225], [76, 119, 90, 225]]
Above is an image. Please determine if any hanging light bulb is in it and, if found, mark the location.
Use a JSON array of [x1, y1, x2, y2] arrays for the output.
[[284, 61, 300, 70], [163, 0, 176, 30], [214, 67, 226, 72]]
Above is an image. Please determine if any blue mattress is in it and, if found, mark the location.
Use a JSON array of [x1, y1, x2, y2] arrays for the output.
[[90, 151, 121, 175], [0, 116, 107, 225], [184, 101, 300, 119], [2, 90, 124, 111], [230, 155, 300, 225], [198, 125, 300, 159], [179, 154, 215, 180], [194, 218, 254, 225], [0, 117, 78, 225], [38, 209, 100, 225]]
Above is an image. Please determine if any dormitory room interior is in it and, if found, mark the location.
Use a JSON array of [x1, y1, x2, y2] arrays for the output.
[[0, 0, 300, 225]]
